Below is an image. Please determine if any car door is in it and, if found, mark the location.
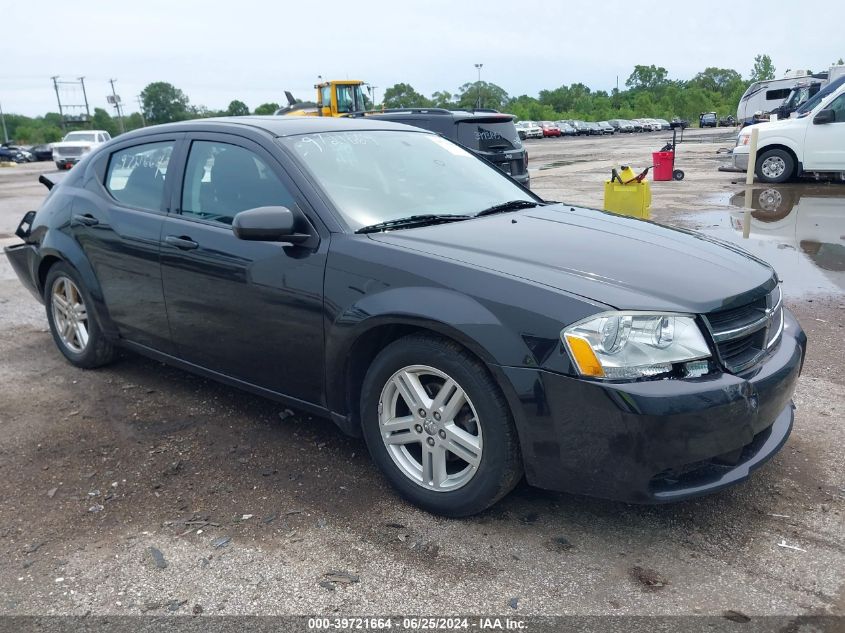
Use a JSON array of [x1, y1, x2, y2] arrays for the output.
[[160, 133, 327, 404], [71, 134, 183, 353], [803, 92, 845, 170]]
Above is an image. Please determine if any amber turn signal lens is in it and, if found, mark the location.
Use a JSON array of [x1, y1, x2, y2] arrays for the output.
[[564, 333, 605, 378]]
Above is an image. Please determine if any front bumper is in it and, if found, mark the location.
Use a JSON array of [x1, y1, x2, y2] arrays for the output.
[[54, 156, 80, 167], [733, 148, 749, 171], [492, 309, 806, 503]]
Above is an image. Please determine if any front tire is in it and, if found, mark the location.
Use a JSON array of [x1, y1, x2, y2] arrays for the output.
[[756, 149, 794, 183], [360, 334, 522, 517], [44, 262, 115, 368]]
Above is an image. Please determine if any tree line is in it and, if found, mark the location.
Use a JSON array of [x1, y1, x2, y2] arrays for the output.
[[5, 53, 843, 144]]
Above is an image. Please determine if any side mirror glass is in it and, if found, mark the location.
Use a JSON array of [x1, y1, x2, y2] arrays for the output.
[[813, 108, 835, 125], [232, 206, 310, 243]]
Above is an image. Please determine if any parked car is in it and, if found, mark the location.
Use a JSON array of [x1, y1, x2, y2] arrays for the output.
[[719, 115, 737, 127], [363, 109, 529, 187], [555, 121, 576, 136], [732, 80, 845, 183], [635, 119, 659, 132], [0, 144, 33, 163], [52, 130, 112, 169], [645, 119, 663, 131], [654, 118, 672, 130], [514, 121, 543, 140], [5, 116, 805, 516], [0, 146, 22, 163], [699, 112, 718, 128], [585, 122, 603, 135], [608, 119, 634, 133], [569, 120, 591, 136], [596, 121, 615, 135], [29, 144, 55, 161], [538, 121, 562, 137], [628, 119, 645, 132], [670, 117, 690, 129]]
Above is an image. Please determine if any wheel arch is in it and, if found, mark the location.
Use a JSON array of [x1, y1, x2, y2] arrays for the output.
[[36, 231, 118, 338], [325, 288, 526, 436], [755, 143, 802, 178]]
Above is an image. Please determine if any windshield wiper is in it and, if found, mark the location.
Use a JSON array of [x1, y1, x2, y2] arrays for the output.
[[475, 200, 542, 217], [355, 214, 472, 234]]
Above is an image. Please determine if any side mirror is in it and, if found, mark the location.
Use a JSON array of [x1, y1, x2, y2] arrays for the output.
[[813, 108, 835, 125], [232, 206, 310, 244]]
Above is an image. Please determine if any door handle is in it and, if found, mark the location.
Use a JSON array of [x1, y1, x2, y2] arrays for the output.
[[72, 213, 99, 227], [165, 235, 199, 250]]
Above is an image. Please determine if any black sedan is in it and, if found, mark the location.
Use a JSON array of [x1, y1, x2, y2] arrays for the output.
[[4, 117, 806, 516], [30, 144, 55, 161]]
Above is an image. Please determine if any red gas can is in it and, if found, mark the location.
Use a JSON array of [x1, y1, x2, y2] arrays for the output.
[[652, 150, 675, 181]]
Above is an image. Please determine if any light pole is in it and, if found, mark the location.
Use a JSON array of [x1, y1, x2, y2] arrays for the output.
[[474, 63, 483, 108], [0, 101, 8, 143]]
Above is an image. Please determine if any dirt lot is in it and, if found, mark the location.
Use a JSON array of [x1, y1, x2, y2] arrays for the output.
[[0, 130, 843, 620]]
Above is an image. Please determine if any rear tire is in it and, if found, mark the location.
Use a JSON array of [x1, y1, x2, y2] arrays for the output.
[[756, 149, 794, 184], [44, 262, 116, 368], [360, 334, 522, 517]]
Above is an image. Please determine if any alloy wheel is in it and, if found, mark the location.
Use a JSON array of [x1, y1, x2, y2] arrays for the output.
[[51, 276, 89, 353], [378, 365, 482, 492]]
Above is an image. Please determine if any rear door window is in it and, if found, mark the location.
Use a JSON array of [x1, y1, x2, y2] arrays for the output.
[[457, 121, 522, 152], [105, 141, 174, 211]]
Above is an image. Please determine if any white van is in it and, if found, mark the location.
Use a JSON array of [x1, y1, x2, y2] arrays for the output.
[[732, 81, 845, 183]]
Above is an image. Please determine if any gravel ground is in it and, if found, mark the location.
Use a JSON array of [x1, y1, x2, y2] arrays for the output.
[[0, 131, 843, 620]]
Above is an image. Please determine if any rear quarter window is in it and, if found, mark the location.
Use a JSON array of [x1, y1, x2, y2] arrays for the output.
[[105, 141, 174, 211]]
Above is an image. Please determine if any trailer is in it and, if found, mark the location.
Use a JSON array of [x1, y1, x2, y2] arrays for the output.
[[737, 65, 845, 126]]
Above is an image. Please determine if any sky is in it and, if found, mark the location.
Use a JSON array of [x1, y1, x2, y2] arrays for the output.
[[2, 0, 844, 117]]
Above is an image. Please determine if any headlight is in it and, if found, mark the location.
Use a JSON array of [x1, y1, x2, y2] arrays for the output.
[[737, 133, 751, 147], [81, 146, 92, 153], [561, 312, 711, 380]]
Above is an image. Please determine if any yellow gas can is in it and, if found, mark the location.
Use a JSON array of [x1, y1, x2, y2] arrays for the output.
[[603, 166, 651, 219]]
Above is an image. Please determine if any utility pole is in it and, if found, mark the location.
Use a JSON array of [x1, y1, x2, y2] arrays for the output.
[[78, 76, 91, 123], [474, 63, 484, 109], [109, 79, 126, 133], [136, 96, 146, 127], [52, 76, 66, 130], [366, 84, 379, 109], [0, 101, 8, 143]]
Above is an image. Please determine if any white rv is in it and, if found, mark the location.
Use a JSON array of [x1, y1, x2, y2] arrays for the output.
[[737, 66, 845, 126]]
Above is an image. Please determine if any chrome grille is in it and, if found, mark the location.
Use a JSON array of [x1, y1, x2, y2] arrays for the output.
[[55, 146, 83, 157], [704, 286, 783, 373]]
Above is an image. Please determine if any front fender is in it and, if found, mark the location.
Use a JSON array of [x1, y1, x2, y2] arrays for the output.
[[758, 135, 804, 162], [324, 286, 531, 416]]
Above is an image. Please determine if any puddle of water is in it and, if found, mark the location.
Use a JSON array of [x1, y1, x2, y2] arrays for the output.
[[679, 185, 845, 298]]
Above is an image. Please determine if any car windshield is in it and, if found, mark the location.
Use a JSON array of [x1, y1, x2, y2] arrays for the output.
[[63, 132, 97, 143], [457, 120, 522, 152], [281, 131, 535, 231]]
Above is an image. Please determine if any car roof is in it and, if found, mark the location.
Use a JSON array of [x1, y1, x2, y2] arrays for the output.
[[363, 109, 514, 123], [115, 115, 424, 141]]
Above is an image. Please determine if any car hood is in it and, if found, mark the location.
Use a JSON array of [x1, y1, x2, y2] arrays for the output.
[[367, 205, 776, 314], [750, 117, 803, 133]]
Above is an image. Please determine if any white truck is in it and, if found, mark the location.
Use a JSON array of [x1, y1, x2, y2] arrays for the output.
[[51, 130, 112, 169], [732, 80, 845, 183]]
